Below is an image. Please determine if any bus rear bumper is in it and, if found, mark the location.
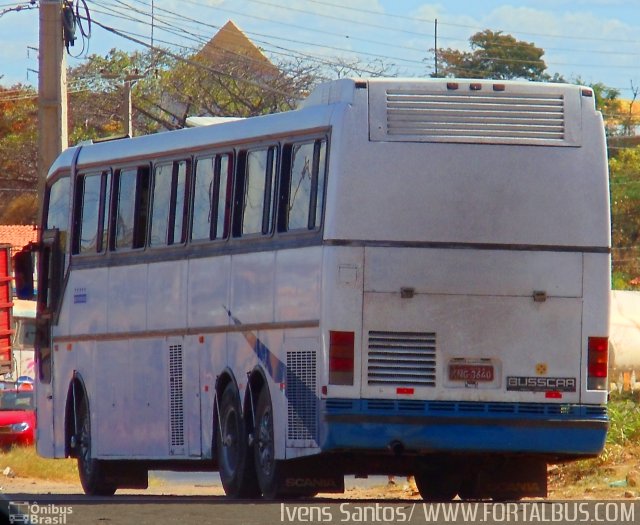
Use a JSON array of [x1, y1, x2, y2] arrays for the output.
[[320, 399, 608, 458]]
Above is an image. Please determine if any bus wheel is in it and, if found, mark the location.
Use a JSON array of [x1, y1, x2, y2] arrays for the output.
[[77, 397, 116, 496], [217, 383, 259, 498], [254, 387, 282, 499], [415, 472, 458, 502]]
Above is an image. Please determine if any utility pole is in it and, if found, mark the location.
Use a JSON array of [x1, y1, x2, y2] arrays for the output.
[[37, 0, 68, 209], [434, 19, 438, 77], [124, 78, 134, 138], [102, 72, 143, 137]]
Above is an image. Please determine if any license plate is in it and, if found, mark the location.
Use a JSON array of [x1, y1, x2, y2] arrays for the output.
[[448, 363, 494, 382]]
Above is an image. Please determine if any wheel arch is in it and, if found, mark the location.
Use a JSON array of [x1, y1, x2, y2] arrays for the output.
[[213, 368, 240, 454], [64, 371, 89, 458], [244, 366, 269, 433]]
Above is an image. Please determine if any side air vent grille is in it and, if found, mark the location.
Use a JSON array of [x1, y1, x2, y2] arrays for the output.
[[169, 344, 185, 452], [286, 350, 318, 446], [367, 331, 436, 387]]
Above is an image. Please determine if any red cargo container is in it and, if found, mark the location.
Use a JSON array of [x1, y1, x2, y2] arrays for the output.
[[0, 245, 12, 375]]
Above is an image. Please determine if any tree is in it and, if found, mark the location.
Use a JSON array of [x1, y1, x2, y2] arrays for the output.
[[609, 146, 640, 289], [0, 84, 38, 223], [68, 48, 163, 141], [588, 81, 623, 136], [0, 193, 37, 225], [433, 30, 548, 80], [67, 45, 320, 134]]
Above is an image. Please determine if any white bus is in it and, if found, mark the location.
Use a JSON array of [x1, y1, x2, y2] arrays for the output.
[[17, 78, 610, 500]]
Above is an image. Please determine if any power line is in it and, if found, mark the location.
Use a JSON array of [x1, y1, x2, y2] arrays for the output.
[[88, 6, 427, 68], [87, 17, 296, 98], [87, 0, 640, 88], [294, 0, 640, 46]]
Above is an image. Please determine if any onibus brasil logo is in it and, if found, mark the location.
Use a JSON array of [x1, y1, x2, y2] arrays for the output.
[[9, 501, 73, 524]]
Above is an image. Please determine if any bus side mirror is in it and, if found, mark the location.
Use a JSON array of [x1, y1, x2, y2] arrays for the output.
[[13, 247, 35, 300]]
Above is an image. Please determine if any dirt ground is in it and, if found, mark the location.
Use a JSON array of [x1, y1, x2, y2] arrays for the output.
[[0, 468, 638, 500]]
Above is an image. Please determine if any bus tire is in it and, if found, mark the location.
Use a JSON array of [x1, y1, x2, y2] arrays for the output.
[[77, 397, 117, 496], [254, 387, 283, 499], [415, 472, 458, 502], [217, 383, 259, 498]]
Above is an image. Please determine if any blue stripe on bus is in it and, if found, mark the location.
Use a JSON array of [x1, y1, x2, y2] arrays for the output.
[[321, 399, 608, 456], [225, 307, 286, 383], [224, 307, 318, 441]]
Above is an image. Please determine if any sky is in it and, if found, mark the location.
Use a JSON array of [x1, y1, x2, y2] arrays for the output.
[[1, 0, 640, 98]]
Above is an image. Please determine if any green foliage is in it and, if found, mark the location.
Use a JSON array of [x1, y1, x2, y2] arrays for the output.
[[606, 396, 640, 446], [434, 30, 548, 80], [0, 85, 38, 221], [590, 82, 622, 115], [551, 398, 640, 487], [609, 146, 640, 287]]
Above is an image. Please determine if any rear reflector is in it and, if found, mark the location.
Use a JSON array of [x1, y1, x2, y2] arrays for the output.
[[329, 331, 354, 385], [588, 336, 609, 390]]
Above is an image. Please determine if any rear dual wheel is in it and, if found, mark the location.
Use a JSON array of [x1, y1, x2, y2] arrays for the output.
[[254, 387, 280, 499], [218, 383, 315, 499], [217, 383, 260, 498]]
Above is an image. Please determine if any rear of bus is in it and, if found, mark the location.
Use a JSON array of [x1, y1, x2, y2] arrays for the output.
[[316, 78, 610, 499]]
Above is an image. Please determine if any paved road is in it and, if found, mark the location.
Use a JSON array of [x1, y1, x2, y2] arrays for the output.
[[2, 494, 635, 525], [1, 474, 636, 525]]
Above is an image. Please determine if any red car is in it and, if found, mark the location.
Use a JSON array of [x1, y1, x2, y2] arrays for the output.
[[0, 385, 35, 449]]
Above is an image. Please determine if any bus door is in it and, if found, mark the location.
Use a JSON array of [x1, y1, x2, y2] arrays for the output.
[[35, 229, 64, 457]]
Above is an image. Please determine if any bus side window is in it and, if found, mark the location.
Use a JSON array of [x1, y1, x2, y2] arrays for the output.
[[279, 138, 327, 232], [215, 154, 233, 240], [241, 147, 278, 236], [112, 166, 150, 250], [173, 160, 190, 245], [150, 160, 190, 247], [192, 156, 215, 241], [193, 153, 233, 242], [101, 171, 112, 252], [73, 171, 110, 255], [45, 175, 71, 254], [313, 139, 328, 229], [150, 163, 173, 246]]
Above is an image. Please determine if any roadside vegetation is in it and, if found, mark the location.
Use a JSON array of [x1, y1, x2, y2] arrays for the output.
[[609, 147, 640, 290], [549, 395, 640, 497], [0, 446, 78, 483]]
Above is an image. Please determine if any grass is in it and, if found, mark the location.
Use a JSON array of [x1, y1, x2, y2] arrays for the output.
[[0, 446, 79, 483], [549, 395, 640, 493], [606, 396, 640, 445]]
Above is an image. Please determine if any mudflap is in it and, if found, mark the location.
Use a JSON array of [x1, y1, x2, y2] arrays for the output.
[[278, 460, 345, 495], [471, 458, 547, 500], [103, 462, 149, 490]]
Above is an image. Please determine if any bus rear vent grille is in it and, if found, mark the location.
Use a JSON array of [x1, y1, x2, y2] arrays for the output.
[[384, 90, 565, 144], [286, 350, 318, 444], [169, 344, 185, 450], [367, 331, 436, 387]]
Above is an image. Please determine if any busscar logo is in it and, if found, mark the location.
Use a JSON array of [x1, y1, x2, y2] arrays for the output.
[[506, 376, 577, 392]]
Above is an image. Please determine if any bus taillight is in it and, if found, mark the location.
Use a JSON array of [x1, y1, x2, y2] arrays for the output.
[[587, 336, 609, 390], [329, 331, 354, 385]]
